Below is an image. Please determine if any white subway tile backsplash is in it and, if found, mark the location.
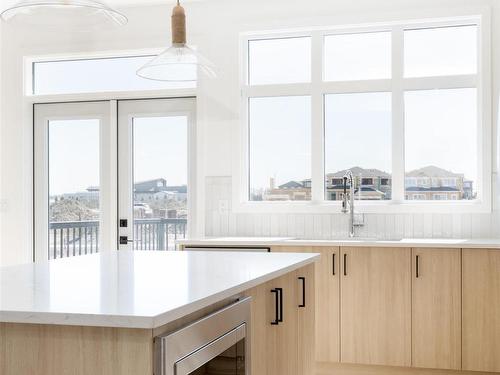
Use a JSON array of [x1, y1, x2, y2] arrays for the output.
[[204, 176, 500, 240]]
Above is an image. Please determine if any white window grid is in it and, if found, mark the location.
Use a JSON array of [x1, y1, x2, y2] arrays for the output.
[[236, 14, 491, 214]]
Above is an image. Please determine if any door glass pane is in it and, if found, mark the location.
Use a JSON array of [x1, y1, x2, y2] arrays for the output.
[[404, 88, 477, 200], [48, 119, 100, 259], [133, 116, 188, 250], [404, 25, 477, 78], [249, 96, 311, 201], [324, 92, 392, 201], [248, 37, 311, 85], [324, 32, 391, 81]]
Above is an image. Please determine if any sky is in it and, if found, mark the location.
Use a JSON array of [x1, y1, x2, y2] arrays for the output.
[[49, 119, 100, 196]]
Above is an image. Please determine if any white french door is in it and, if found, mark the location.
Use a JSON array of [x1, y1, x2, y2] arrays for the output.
[[33, 97, 196, 262], [117, 98, 196, 251]]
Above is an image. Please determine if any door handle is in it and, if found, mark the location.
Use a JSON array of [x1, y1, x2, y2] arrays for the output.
[[271, 288, 280, 325], [343, 253, 348, 276], [332, 253, 336, 276], [416, 255, 420, 278], [298, 277, 306, 308], [277, 288, 283, 322], [119, 236, 134, 245]]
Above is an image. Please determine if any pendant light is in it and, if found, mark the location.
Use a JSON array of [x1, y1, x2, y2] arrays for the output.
[[1, 0, 128, 29], [137, 0, 216, 82]]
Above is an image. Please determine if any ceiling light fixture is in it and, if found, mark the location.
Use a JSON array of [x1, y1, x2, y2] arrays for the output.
[[136, 0, 216, 82], [1, 0, 128, 29]]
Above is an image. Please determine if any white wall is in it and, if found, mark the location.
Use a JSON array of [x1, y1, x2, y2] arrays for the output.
[[1, 0, 500, 265]]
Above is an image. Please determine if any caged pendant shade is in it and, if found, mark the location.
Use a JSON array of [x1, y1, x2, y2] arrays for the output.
[[0, 0, 128, 29], [136, 0, 216, 82]]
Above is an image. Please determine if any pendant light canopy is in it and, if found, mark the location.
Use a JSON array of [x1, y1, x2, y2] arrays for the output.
[[1, 0, 128, 29], [137, 0, 216, 82]]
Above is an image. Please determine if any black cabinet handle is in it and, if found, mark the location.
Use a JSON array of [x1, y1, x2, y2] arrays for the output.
[[277, 288, 283, 322], [343, 253, 347, 276], [298, 277, 306, 308], [332, 253, 336, 276], [271, 288, 279, 325], [416, 255, 420, 278]]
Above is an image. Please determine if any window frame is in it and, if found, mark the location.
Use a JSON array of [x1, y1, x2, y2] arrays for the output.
[[235, 12, 491, 214]]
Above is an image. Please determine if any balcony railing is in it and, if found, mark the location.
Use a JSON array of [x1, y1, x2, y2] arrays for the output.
[[49, 218, 187, 260]]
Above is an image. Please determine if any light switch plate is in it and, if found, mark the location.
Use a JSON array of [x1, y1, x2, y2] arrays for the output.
[[218, 200, 229, 214]]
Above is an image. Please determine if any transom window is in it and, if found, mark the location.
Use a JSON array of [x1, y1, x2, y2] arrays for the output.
[[30, 54, 196, 96], [240, 16, 490, 211]]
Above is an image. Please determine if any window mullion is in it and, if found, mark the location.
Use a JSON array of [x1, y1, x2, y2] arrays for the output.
[[392, 26, 405, 202], [311, 32, 324, 202]]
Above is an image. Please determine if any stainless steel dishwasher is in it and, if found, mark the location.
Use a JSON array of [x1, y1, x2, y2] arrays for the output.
[[154, 297, 251, 375]]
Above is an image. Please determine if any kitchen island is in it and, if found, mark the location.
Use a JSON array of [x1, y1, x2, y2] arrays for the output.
[[0, 250, 318, 375]]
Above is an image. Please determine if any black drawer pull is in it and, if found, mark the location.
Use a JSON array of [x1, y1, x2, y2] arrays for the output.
[[332, 253, 336, 276], [271, 288, 279, 325], [343, 253, 347, 276], [277, 288, 283, 322], [298, 277, 306, 308], [416, 255, 420, 278]]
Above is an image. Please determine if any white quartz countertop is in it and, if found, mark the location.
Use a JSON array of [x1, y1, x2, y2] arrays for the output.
[[0, 250, 318, 329], [177, 237, 500, 249]]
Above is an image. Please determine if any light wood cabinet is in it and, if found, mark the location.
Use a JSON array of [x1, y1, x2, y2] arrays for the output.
[[340, 246, 411, 367], [267, 245, 500, 374], [411, 248, 461, 370], [462, 248, 500, 373], [297, 263, 316, 375], [272, 270, 299, 375], [314, 247, 340, 363], [245, 263, 315, 375], [271, 247, 316, 375], [273, 246, 340, 364], [245, 280, 277, 375]]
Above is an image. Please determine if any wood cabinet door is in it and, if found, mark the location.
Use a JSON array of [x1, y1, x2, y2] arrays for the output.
[[462, 248, 500, 372], [244, 280, 278, 375], [270, 271, 299, 375], [297, 263, 316, 375], [412, 248, 461, 370], [314, 247, 340, 363], [272, 247, 316, 375], [340, 246, 411, 367]]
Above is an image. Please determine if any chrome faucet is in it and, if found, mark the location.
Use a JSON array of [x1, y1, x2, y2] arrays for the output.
[[341, 170, 364, 238]]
